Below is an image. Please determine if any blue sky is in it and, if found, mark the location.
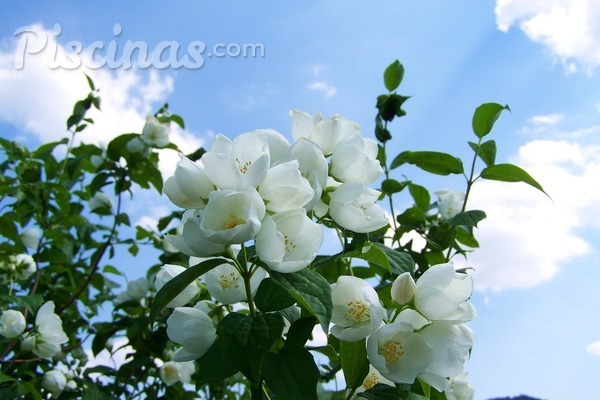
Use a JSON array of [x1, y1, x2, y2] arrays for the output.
[[2, 1, 600, 398]]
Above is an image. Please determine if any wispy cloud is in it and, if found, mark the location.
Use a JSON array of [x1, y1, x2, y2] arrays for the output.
[[307, 64, 337, 98], [586, 340, 600, 356], [307, 80, 337, 98], [495, 0, 600, 73]]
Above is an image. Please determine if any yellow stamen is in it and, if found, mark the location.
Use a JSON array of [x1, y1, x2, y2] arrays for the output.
[[380, 340, 405, 366], [218, 272, 240, 290], [345, 300, 370, 322], [362, 372, 379, 390], [225, 215, 246, 229]]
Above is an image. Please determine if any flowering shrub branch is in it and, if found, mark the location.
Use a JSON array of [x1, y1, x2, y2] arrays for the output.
[[0, 61, 546, 399]]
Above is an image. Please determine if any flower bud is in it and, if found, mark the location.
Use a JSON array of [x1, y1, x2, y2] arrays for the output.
[[391, 272, 416, 306], [42, 370, 67, 397], [141, 116, 170, 148], [0, 309, 26, 339], [20, 228, 41, 250], [89, 192, 113, 212], [14, 254, 36, 280]]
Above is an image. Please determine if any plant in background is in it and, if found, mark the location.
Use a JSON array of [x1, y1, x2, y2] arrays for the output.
[[0, 62, 546, 399]]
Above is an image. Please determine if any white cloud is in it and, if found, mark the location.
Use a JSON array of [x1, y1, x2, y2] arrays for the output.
[[458, 137, 600, 292], [586, 340, 600, 356], [306, 64, 337, 98], [307, 81, 337, 98], [0, 24, 207, 162], [495, 0, 600, 72], [529, 113, 564, 126]]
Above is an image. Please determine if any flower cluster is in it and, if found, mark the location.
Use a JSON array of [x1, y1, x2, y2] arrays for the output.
[[331, 263, 476, 393], [159, 111, 389, 361], [163, 110, 388, 270]]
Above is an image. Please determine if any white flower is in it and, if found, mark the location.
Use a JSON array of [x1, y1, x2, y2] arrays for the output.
[[125, 277, 149, 301], [164, 210, 227, 257], [20, 228, 41, 250], [419, 322, 475, 392], [202, 132, 270, 190], [141, 116, 170, 148], [155, 264, 201, 308], [204, 263, 266, 304], [255, 210, 323, 273], [330, 134, 383, 184], [89, 192, 113, 212], [435, 190, 465, 220], [14, 253, 36, 280], [253, 129, 291, 166], [43, 369, 67, 397], [0, 309, 26, 339], [164, 157, 214, 209], [391, 272, 416, 306], [167, 306, 217, 361], [329, 183, 388, 233], [357, 365, 395, 394], [22, 301, 68, 359], [366, 320, 434, 385], [284, 138, 328, 211], [413, 263, 476, 324], [330, 276, 385, 342], [202, 187, 266, 244], [159, 360, 196, 386], [445, 372, 475, 400], [258, 160, 314, 212], [290, 110, 360, 155]]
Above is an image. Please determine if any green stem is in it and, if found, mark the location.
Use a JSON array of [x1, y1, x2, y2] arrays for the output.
[[445, 138, 481, 261], [382, 136, 400, 246], [240, 244, 257, 318], [345, 386, 358, 400]]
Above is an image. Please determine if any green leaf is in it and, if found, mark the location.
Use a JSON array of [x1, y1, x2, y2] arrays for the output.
[[358, 384, 428, 400], [472, 103, 509, 138], [372, 243, 415, 275], [448, 210, 487, 228], [409, 183, 430, 211], [263, 345, 320, 400], [195, 339, 238, 386], [85, 73, 95, 91], [106, 133, 138, 161], [455, 227, 480, 248], [254, 278, 297, 312], [0, 217, 19, 243], [340, 339, 369, 389], [270, 269, 333, 333], [384, 60, 404, 92], [344, 242, 391, 273], [358, 384, 400, 399], [0, 370, 15, 383], [381, 178, 407, 195], [218, 312, 284, 383], [285, 317, 317, 347], [0, 294, 44, 314], [468, 140, 496, 167], [391, 151, 464, 175], [480, 163, 548, 196], [170, 114, 185, 129], [396, 206, 426, 225], [150, 258, 230, 321]]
